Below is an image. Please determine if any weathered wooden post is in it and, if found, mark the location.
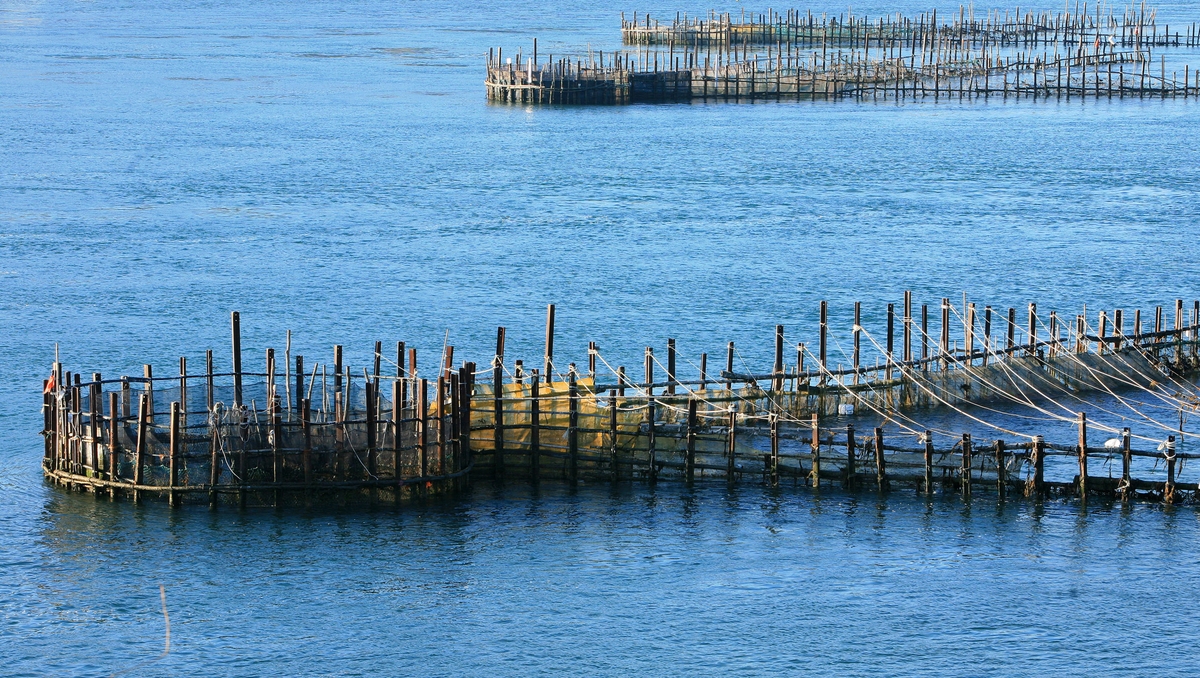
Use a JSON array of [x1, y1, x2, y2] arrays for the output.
[[940, 298, 951, 369], [295, 355, 305, 419], [644, 347, 654, 397], [668, 338, 678, 395], [809, 413, 820, 488], [995, 439, 1006, 497], [144, 364, 154, 424], [961, 433, 972, 499], [208, 389, 221, 510], [1164, 435, 1177, 504], [448, 372, 460, 475], [924, 431, 934, 496], [1028, 303, 1038, 356], [492, 357, 504, 479], [436, 376, 447, 476], [544, 304, 556, 381], [647, 397, 658, 482], [1120, 427, 1131, 503], [108, 392, 120, 486], [845, 424, 856, 489], [965, 303, 976, 366], [418, 378, 428, 478], [302, 398, 313, 487], [568, 372, 579, 484], [42, 387, 52, 467], [365, 383, 377, 479], [134, 393, 148, 504], [1077, 411, 1088, 498], [455, 367, 469, 482], [772, 326, 783, 394], [903, 291, 913, 364], [853, 302, 862, 384], [530, 370, 541, 482], [204, 350, 214, 411], [169, 401, 180, 508], [685, 397, 697, 484], [121, 375, 131, 421], [1027, 435, 1045, 498], [231, 311, 243, 407], [874, 427, 887, 491], [89, 374, 101, 474], [769, 412, 780, 486], [333, 346, 343, 415], [725, 342, 734, 392], [727, 409, 737, 483], [819, 301, 828, 383], [1006, 307, 1016, 354], [983, 306, 993, 365], [610, 390, 620, 482], [271, 395, 283, 504]]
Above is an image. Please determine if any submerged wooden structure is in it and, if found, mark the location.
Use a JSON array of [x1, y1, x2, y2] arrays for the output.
[[43, 296, 1200, 508], [486, 5, 1200, 103]]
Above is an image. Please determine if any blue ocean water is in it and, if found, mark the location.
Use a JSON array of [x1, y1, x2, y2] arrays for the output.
[[3, 0, 1200, 674]]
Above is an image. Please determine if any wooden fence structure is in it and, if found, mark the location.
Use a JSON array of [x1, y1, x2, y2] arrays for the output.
[[487, 5, 1200, 104], [43, 297, 1200, 507]]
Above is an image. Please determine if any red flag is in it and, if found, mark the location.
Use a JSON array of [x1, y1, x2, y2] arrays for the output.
[[44, 372, 56, 394]]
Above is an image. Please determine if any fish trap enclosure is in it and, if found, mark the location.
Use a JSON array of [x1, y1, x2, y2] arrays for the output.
[[486, 4, 1200, 104], [42, 314, 476, 508], [43, 296, 1200, 508]]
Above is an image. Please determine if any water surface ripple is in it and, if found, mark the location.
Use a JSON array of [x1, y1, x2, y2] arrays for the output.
[[3, 0, 1200, 674]]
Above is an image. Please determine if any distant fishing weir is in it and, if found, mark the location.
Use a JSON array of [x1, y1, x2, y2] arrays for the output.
[[43, 296, 1200, 508], [486, 4, 1200, 104]]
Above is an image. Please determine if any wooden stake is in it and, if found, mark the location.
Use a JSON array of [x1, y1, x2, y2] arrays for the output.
[[1028, 435, 1045, 498], [568, 372, 579, 484], [1165, 435, 1177, 504], [108, 391, 119, 485], [1120, 427, 1131, 503], [610, 390, 619, 481], [845, 424, 856, 488], [1077, 411, 1088, 498], [874, 427, 887, 491], [530, 370, 541, 482], [809, 413, 820, 488], [769, 412, 779, 486], [133, 393, 148, 504], [685, 398, 697, 483], [417, 378, 429, 479], [995, 439, 1006, 496], [924, 431, 933, 496], [819, 301, 828, 382], [961, 433, 972, 499], [668, 338, 678, 395], [437, 376, 447, 476], [169, 401, 180, 507], [647, 397, 657, 482], [544, 304, 556, 381], [366, 382, 377, 479], [727, 409, 737, 483], [303, 398, 313, 488], [493, 358, 505, 479], [231, 311, 243, 406]]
